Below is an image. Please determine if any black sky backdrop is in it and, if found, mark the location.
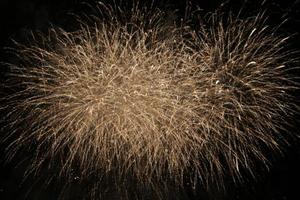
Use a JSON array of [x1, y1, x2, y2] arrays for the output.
[[0, 0, 299, 199]]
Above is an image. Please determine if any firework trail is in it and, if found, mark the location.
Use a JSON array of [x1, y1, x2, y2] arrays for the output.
[[0, 1, 298, 199]]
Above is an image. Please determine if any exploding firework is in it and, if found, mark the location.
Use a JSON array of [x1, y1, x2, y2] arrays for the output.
[[0, 1, 298, 199]]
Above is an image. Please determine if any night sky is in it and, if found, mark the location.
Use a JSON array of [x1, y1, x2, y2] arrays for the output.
[[0, 0, 299, 199]]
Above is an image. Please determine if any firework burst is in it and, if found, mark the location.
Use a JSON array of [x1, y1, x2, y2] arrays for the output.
[[1, 1, 299, 199]]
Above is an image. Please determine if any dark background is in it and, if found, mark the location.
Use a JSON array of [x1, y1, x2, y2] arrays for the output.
[[0, 0, 299, 199]]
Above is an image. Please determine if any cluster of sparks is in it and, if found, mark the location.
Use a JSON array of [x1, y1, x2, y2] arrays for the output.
[[1, 2, 298, 199]]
